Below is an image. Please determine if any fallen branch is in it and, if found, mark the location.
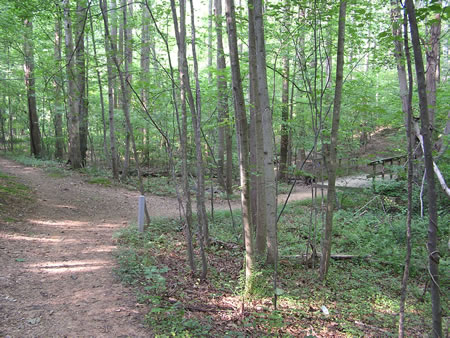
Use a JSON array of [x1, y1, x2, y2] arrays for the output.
[[283, 254, 371, 261], [414, 122, 450, 197], [354, 321, 391, 334], [167, 298, 234, 312]]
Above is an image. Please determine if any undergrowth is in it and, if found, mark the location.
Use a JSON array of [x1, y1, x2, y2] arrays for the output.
[[114, 179, 447, 336]]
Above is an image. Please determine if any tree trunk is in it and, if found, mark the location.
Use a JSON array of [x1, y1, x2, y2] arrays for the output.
[[426, 8, 441, 132], [405, 1, 442, 336], [63, 0, 82, 168], [253, 0, 277, 266], [248, 0, 267, 259], [319, 0, 347, 281], [101, 0, 119, 179], [88, 7, 108, 164], [23, 18, 42, 158], [75, 0, 88, 166], [189, 0, 210, 250], [225, 0, 254, 283], [169, 0, 198, 276], [54, 13, 64, 160], [279, 0, 290, 181], [215, 0, 230, 194], [399, 8, 414, 337]]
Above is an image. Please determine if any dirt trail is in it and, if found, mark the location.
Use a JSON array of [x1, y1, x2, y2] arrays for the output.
[[0, 157, 178, 337], [0, 156, 370, 337]]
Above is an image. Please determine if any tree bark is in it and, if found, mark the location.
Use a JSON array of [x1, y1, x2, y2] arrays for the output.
[[425, 8, 441, 131], [398, 8, 414, 337], [279, 0, 290, 181], [188, 0, 209, 274], [23, 18, 42, 158], [101, 0, 119, 179], [225, 0, 254, 282], [405, 1, 441, 336], [63, 0, 82, 168], [248, 0, 267, 259], [54, 12, 65, 160], [215, 0, 232, 194], [253, 0, 278, 266], [319, 0, 347, 281], [75, 0, 88, 166], [168, 0, 198, 276]]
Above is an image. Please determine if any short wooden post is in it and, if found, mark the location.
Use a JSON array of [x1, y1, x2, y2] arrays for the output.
[[138, 195, 145, 233]]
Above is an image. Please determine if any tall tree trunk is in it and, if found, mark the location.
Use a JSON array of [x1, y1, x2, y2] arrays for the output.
[[101, 0, 119, 179], [426, 8, 441, 132], [399, 8, 414, 337], [75, 0, 88, 166], [54, 12, 65, 160], [405, 1, 441, 336], [141, 3, 151, 162], [23, 18, 42, 158], [253, 0, 277, 266], [89, 7, 108, 164], [319, 0, 347, 281], [169, 0, 198, 276], [208, 0, 213, 83], [100, 0, 148, 211], [225, 0, 254, 283], [171, 0, 208, 279], [63, 0, 82, 168], [215, 0, 228, 193], [248, 0, 267, 259], [189, 0, 210, 250], [278, 0, 290, 181], [110, 0, 119, 109], [8, 96, 13, 152]]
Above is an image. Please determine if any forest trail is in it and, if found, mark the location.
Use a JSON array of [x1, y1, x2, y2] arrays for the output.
[[0, 156, 375, 336]]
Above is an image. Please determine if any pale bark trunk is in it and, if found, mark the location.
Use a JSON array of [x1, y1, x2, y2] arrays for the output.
[[54, 13, 64, 160], [406, 1, 441, 336], [63, 0, 82, 168], [319, 0, 347, 281], [23, 19, 42, 158], [225, 0, 254, 282], [253, 0, 277, 266]]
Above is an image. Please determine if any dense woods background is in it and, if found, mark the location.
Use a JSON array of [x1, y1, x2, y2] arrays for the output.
[[0, 0, 448, 336]]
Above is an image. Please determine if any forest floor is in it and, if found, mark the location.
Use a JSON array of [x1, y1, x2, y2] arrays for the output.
[[0, 155, 333, 337]]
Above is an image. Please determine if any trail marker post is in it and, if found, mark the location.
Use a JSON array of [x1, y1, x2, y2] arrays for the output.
[[138, 195, 145, 232]]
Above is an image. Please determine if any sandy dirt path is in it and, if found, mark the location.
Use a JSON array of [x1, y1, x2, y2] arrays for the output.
[[0, 156, 358, 337], [0, 157, 184, 337]]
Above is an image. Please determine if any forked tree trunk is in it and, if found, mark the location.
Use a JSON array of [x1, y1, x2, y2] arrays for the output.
[[63, 0, 82, 168], [225, 0, 254, 282], [319, 0, 347, 281], [23, 18, 42, 158], [405, 1, 441, 336]]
